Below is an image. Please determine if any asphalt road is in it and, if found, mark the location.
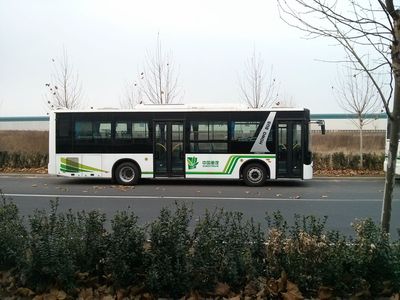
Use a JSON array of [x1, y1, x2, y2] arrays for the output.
[[1, 174, 399, 238]]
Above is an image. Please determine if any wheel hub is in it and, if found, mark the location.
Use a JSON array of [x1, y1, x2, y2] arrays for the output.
[[120, 166, 135, 183]]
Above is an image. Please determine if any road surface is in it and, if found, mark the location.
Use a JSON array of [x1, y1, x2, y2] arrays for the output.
[[0, 174, 399, 237]]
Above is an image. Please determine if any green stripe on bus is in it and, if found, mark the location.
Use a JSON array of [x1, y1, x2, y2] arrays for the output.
[[186, 154, 275, 175], [60, 157, 108, 173]]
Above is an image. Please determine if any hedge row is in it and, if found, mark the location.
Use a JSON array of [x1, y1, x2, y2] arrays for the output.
[[313, 152, 385, 170], [0, 151, 48, 168], [1, 194, 399, 299]]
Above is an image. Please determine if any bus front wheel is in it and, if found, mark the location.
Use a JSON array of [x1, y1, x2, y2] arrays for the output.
[[115, 162, 140, 185], [243, 163, 267, 187]]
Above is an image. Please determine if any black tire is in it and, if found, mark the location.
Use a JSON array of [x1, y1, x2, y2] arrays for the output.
[[243, 163, 267, 187], [115, 162, 140, 185]]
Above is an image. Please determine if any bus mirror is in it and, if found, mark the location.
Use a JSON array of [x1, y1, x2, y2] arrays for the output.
[[310, 120, 326, 135]]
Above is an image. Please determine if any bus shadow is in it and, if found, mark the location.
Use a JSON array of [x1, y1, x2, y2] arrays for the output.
[[57, 177, 309, 188]]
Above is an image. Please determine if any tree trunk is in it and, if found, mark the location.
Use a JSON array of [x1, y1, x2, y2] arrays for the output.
[[381, 79, 400, 233], [381, 17, 400, 234], [359, 123, 363, 169]]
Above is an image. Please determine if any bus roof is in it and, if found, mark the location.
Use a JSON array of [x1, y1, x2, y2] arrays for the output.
[[53, 104, 308, 113]]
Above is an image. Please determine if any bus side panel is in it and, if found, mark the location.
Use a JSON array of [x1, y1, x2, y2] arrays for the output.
[[102, 154, 154, 178], [185, 153, 276, 179], [56, 154, 153, 178]]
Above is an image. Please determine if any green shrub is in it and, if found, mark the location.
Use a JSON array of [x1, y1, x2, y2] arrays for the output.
[[146, 203, 192, 298], [25, 201, 107, 291], [313, 153, 331, 170], [0, 191, 27, 271], [348, 154, 361, 169], [313, 152, 385, 171], [1, 199, 400, 298], [332, 152, 346, 169], [266, 213, 335, 292], [0, 151, 48, 168], [107, 210, 146, 288], [348, 218, 398, 294], [72, 210, 108, 277], [191, 210, 265, 293], [26, 200, 77, 291], [363, 153, 385, 170]]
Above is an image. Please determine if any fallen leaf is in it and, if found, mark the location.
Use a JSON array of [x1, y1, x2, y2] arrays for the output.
[[187, 290, 201, 300], [318, 286, 334, 300], [391, 293, 400, 300], [279, 271, 288, 291], [215, 282, 230, 297], [50, 289, 67, 300], [16, 287, 35, 297], [282, 281, 303, 300], [244, 281, 258, 296], [43, 294, 57, 300], [78, 287, 93, 300], [266, 279, 279, 295]]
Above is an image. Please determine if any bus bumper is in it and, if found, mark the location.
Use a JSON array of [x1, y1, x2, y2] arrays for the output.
[[303, 163, 313, 179]]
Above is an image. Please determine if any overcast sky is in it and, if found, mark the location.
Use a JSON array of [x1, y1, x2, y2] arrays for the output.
[[0, 0, 347, 116]]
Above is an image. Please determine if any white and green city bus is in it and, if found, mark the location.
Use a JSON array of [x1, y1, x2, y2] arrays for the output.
[[48, 105, 319, 186]]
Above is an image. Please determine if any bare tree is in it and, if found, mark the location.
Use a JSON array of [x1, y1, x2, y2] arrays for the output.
[[120, 79, 144, 109], [277, 0, 400, 232], [141, 34, 181, 104], [239, 48, 279, 108], [275, 92, 297, 107], [333, 65, 381, 168], [45, 48, 83, 110]]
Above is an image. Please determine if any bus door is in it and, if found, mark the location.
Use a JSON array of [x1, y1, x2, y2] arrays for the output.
[[154, 121, 185, 177], [276, 121, 303, 178]]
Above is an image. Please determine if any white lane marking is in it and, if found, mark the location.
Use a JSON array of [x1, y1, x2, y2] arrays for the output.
[[3, 193, 392, 202]]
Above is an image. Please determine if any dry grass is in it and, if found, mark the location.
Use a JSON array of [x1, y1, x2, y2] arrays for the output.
[[311, 131, 385, 154], [0, 131, 48, 153]]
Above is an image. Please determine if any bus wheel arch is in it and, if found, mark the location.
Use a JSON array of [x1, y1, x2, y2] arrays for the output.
[[113, 159, 141, 185], [240, 160, 270, 186]]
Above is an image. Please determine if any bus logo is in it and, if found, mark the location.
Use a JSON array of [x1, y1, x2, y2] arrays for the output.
[[187, 156, 199, 169]]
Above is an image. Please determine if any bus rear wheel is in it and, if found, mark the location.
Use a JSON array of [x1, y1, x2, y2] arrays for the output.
[[243, 163, 267, 187], [115, 162, 140, 185]]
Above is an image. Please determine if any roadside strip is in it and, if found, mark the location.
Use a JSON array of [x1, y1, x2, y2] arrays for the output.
[[3, 193, 396, 202]]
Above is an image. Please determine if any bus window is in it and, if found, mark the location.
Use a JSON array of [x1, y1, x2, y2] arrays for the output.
[[132, 122, 149, 139], [232, 121, 260, 141], [189, 121, 228, 153], [75, 121, 92, 139], [94, 122, 111, 139], [57, 118, 71, 138], [74, 121, 111, 140], [210, 122, 228, 140], [115, 122, 131, 139]]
